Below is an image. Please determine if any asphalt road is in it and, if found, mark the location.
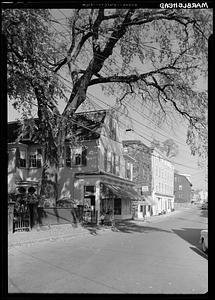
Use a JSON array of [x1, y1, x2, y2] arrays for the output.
[[8, 206, 208, 294]]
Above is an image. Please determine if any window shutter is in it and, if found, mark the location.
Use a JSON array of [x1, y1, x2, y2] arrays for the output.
[[113, 153, 116, 174], [15, 148, 20, 168], [66, 146, 71, 167], [37, 159, 42, 168], [104, 148, 107, 171], [82, 148, 87, 166]]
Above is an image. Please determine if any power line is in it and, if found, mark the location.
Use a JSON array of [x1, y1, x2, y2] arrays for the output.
[[8, 11, 204, 167], [16, 93, 201, 171], [42, 15, 201, 147]]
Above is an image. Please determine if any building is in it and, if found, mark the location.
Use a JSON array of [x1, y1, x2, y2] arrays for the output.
[[152, 148, 175, 214], [122, 140, 175, 219], [174, 173, 192, 203], [8, 110, 141, 227], [122, 140, 154, 219]]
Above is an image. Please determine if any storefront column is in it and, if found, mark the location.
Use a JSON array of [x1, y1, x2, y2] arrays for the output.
[[95, 181, 100, 225]]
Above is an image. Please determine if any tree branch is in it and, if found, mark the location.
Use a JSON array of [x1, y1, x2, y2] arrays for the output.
[[88, 65, 179, 86]]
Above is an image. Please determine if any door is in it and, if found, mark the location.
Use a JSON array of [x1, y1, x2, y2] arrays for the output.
[[114, 198, 121, 215]]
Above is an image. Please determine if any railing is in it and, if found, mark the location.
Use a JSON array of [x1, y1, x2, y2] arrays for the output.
[[13, 204, 31, 232]]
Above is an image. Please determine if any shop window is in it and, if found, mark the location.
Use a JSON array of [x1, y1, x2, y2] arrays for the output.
[[114, 198, 121, 215], [29, 149, 42, 168]]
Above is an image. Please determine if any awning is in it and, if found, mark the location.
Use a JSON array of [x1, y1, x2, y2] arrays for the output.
[[103, 183, 142, 200]]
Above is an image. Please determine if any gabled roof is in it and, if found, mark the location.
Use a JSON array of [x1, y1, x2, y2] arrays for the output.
[[65, 110, 106, 141], [174, 173, 192, 186], [8, 110, 107, 143]]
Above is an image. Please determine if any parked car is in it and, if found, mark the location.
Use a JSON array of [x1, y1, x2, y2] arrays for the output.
[[200, 229, 208, 253], [201, 202, 208, 210]]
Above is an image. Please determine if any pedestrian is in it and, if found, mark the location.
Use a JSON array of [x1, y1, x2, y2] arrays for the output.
[[100, 211, 105, 225]]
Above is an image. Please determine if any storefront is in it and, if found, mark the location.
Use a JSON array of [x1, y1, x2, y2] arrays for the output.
[[74, 173, 141, 223], [153, 193, 174, 215], [136, 196, 157, 219]]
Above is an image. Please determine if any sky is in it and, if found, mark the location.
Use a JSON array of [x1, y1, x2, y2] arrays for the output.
[[7, 8, 208, 191]]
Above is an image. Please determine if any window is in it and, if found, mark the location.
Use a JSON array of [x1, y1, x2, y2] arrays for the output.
[[179, 185, 182, 191], [104, 148, 107, 171], [140, 205, 143, 212], [112, 153, 116, 174], [115, 155, 120, 176], [114, 198, 121, 215], [125, 161, 131, 179], [29, 149, 42, 168], [65, 146, 87, 167], [84, 186, 95, 195], [107, 151, 112, 173], [109, 116, 116, 140], [66, 146, 71, 167], [19, 150, 27, 168]]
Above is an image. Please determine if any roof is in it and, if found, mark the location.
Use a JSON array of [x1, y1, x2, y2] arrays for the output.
[[8, 110, 107, 143], [174, 173, 192, 186], [65, 110, 106, 141]]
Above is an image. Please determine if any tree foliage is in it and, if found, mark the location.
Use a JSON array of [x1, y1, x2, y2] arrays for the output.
[[3, 8, 211, 165], [151, 138, 179, 158]]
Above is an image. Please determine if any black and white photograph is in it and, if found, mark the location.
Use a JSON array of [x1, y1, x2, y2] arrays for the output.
[[2, 0, 211, 295]]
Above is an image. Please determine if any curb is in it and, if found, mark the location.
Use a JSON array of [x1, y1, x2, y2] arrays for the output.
[[8, 231, 89, 248], [8, 226, 112, 248], [8, 208, 193, 248]]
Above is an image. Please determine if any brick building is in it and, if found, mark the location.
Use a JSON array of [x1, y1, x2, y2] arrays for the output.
[[174, 173, 192, 203]]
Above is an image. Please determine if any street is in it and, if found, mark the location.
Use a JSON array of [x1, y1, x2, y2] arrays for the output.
[[8, 206, 208, 294]]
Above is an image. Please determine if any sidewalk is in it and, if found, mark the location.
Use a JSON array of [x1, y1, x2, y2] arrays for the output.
[[8, 207, 190, 248], [8, 223, 111, 248]]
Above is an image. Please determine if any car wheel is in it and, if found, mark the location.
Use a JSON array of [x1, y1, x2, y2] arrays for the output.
[[202, 239, 207, 253]]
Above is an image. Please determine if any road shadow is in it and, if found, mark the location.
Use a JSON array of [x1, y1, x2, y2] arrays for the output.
[[172, 228, 208, 259], [114, 220, 172, 234], [82, 220, 172, 235]]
